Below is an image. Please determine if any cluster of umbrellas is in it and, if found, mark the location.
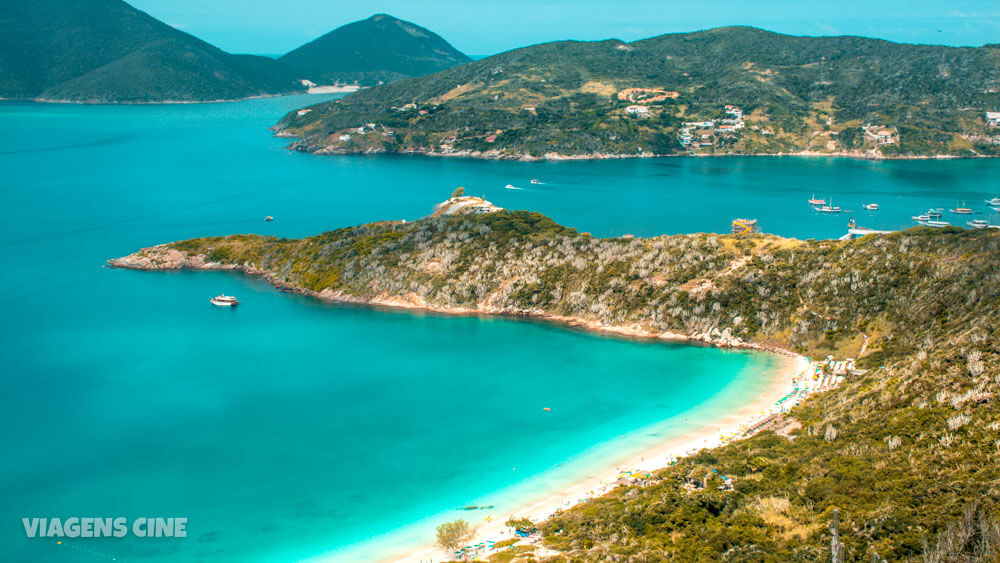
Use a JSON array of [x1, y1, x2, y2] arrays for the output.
[[455, 539, 495, 558]]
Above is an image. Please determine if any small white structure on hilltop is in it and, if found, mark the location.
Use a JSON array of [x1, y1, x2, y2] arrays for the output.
[[432, 192, 503, 217], [626, 105, 650, 116], [987, 111, 1000, 127]]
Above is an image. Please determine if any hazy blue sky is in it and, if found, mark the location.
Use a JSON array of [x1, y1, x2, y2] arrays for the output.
[[129, 1, 1000, 55]]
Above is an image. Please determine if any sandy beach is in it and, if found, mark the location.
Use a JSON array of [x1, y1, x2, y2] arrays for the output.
[[396, 352, 812, 563]]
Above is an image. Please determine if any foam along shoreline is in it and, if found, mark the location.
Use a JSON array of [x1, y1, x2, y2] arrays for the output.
[[394, 353, 813, 563], [109, 246, 831, 562]]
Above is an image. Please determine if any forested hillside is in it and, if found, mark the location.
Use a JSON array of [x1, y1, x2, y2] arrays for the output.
[[0, 0, 304, 102], [277, 27, 1000, 158], [279, 14, 470, 86]]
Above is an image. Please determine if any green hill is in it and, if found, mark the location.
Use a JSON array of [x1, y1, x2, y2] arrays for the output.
[[279, 14, 471, 86], [0, 0, 304, 102], [277, 27, 1000, 158], [112, 208, 1000, 561]]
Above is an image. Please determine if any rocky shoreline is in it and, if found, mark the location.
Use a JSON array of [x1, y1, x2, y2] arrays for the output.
[[275, 134, 991, 162], [108, 245, 793, 357]]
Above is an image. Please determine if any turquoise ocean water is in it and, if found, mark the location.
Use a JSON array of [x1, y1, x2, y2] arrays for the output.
[[2, 95, 998, 562]]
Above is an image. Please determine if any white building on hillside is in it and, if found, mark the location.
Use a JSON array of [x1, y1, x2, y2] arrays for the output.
[[863, 125, 899, 145]]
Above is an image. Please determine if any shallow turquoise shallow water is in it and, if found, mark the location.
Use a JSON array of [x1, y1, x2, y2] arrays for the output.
[[1, 95, 996, 561]]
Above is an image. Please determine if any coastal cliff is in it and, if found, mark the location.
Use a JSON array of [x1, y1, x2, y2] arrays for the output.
[[110, 210, 1000, 561]]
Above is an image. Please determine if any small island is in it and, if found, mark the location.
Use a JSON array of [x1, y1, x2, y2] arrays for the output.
[[110, 199, 1000, 560]]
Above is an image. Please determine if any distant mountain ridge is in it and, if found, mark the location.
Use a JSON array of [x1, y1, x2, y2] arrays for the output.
[[0, 0, 305, 102], [0, 4, 469, 103], [279, 14, 471, 86], [277, 26, 1000, 159]]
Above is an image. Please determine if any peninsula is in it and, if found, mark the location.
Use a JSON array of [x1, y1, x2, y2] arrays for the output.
[[111, 201, 1000, 560], [275, 27, 1000, 160]]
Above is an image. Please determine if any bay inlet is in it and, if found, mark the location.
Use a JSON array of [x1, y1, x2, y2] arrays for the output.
[[2, 95, 997, 562]]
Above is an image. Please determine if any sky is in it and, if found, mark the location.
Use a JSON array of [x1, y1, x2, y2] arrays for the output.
[[129, 0, 1000, 56]]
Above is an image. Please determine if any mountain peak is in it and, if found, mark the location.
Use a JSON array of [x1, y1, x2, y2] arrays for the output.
[[279, 14, 470, 86]]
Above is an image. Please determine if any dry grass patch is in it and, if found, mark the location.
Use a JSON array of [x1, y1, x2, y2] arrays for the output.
[[432, 82, 484, 103], [580, 81, 619, 96], [745, 496, 816, 540]]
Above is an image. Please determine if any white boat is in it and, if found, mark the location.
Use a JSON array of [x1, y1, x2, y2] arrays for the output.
[[863, 203, 879, 211], [951, 202, 973, 214], [816, 204, 841, 213], [530, 179, 541, 184], [264, 216, 274, 222], [985, 197, 1000, 206], [912, 214, 931, 222], [504, 184, 519, 190], [967, 219, 989, 229], [808, 194, 826, 206], [919, 220, 950, 228], [927, 208, 944, 218], [210, 294, 239, 307]]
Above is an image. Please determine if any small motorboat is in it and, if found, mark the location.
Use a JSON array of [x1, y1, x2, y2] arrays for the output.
[[919, 220, 950, 228], [863, 203, 879, 211], [816, 205, 842, 213], [808, 194, 826, 206], [504, 184, 520, 190], [530, 179, 541, 184], [264, 216, 274, 222], [912, 214, 931, 222], [210, 294, 239, 307], [967, 219, 989, 229], [985, 197, 1000, 207]]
